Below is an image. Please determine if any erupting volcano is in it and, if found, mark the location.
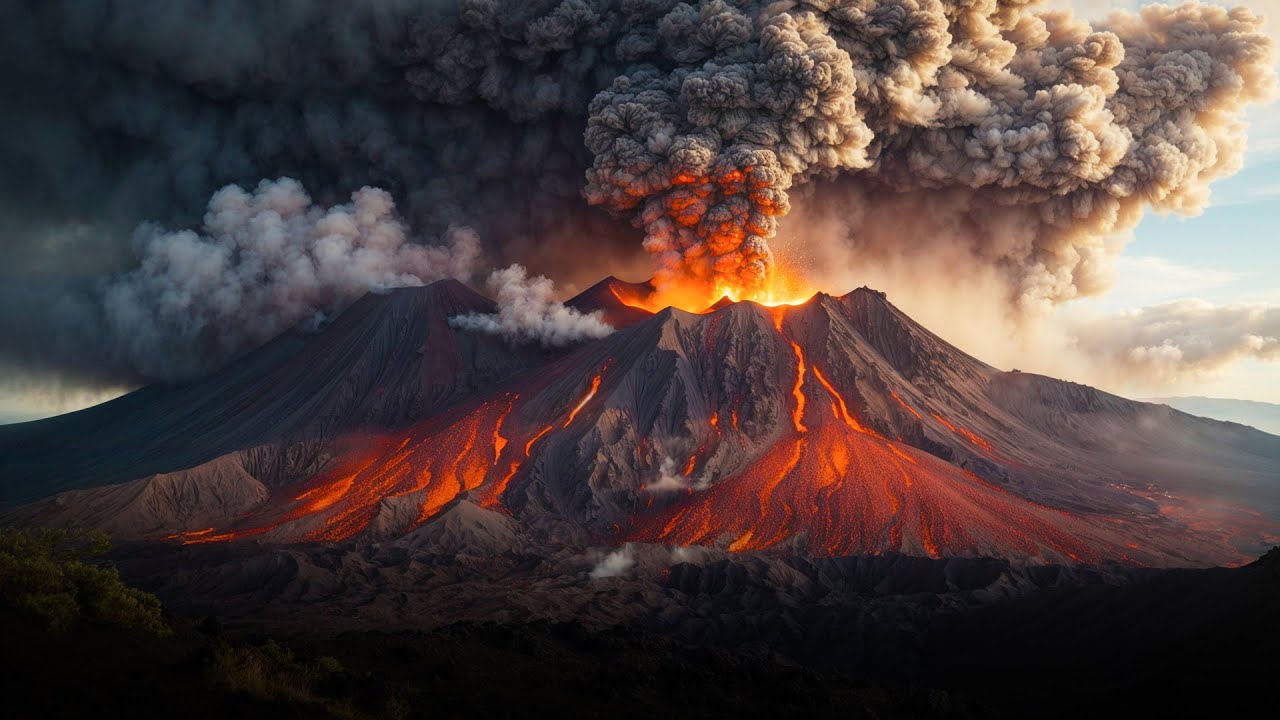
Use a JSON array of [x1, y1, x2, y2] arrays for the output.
[[5, 276, 1278, 568]]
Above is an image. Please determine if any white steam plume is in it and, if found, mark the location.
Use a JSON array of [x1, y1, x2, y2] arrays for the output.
[[449, 264, 615, 347], [589, 544, 637, 579], [646, 456, 692, 493]]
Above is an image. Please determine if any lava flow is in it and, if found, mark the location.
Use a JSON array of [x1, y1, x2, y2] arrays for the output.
[[175, 355, 622, 544], [147, 287, 1242, 565], [628, 325, 1109, 563]]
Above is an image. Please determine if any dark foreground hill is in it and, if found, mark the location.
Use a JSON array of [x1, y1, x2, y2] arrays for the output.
[[3, 544, 1275, 720]]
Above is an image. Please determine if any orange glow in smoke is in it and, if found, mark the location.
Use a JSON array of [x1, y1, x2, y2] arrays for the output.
[[612, 266, 815, 315]]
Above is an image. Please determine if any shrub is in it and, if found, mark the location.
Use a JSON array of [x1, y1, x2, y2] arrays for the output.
[[0, 527, 168, 635], [206, 640, 361, 717]]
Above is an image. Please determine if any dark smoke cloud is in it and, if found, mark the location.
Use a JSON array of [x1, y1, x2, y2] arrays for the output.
[[587, 1, 1275, 304], [2, 179, 480, 383], [0, 1, 1274, 398]]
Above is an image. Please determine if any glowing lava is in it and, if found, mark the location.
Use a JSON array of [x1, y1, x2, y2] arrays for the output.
[[812, 365, 877, 437], [787, 342, 808, 434], [628, 334, 1116, 563], [183, 363, 622, 544], [564, 372, 603, 427], [612, 266, 815, 315], [162, 293, 1179, 564]]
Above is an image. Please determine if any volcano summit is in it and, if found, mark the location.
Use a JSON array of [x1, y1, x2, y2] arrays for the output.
[[4, 277, 1277, 567]]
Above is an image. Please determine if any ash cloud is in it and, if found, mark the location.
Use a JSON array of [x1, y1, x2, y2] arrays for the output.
[[588, 1, 1275, 306], [0, 1, 1275, 402], [1067, 300, 1280, 385], [2, 179, 479, 383], [449, 264, 614, 347]]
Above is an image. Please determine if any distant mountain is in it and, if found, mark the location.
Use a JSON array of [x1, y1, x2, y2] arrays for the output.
[[1143, 397, 1280, 436]]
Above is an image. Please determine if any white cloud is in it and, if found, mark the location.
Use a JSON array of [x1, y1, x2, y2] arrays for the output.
[[1066, 299, 1280, 386]]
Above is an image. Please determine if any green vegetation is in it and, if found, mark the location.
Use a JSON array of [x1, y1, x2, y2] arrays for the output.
[[206, 639, 376, 719], [0, 526, 167, 635]]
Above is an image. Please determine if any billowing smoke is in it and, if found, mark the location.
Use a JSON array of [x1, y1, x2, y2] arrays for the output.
[[110, 179, 481, 378], [0, 1, 1275, 409], [449, 265, 614, 346], [586, 1, 1275, 305], [1, 179, 479, 382], [585, 2, 870, 295]]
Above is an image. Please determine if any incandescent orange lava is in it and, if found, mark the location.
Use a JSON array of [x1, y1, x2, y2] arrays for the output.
[[787, 341, 808, 434], [168, 302, 1162, 563], [613, 266, 815, 315], [627, 326, 1107, 563], [564, 373, 603, 428]]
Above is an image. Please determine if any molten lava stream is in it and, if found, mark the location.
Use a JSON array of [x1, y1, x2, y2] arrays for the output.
[[629, 351, 1111, 562], [186, 393, 570, 543], [564, 368, 605, 427]]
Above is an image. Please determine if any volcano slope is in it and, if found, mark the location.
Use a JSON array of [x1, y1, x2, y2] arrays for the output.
[[3, 277, 1278, 566]]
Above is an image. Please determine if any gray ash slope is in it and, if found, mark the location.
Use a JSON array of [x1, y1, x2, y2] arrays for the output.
[[3, 277, 1279, 566], [0, 279, 560, 502]]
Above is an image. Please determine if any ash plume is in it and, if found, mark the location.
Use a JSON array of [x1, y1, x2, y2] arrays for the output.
[[0, 1, 1274, 402], [587, 1, 1275, 303], [449, 265, 615, 347]]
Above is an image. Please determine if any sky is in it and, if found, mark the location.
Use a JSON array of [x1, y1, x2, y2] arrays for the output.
[[1054, 0, 1280, 402]]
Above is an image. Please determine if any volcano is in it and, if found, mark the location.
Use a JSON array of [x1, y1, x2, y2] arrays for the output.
[[3, 278, 1278, 566]]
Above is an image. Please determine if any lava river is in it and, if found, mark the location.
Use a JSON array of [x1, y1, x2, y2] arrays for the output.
[[180, 380, 588, 544], [627, 331, 1143, 564], [179, 319, 1154, 563]]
